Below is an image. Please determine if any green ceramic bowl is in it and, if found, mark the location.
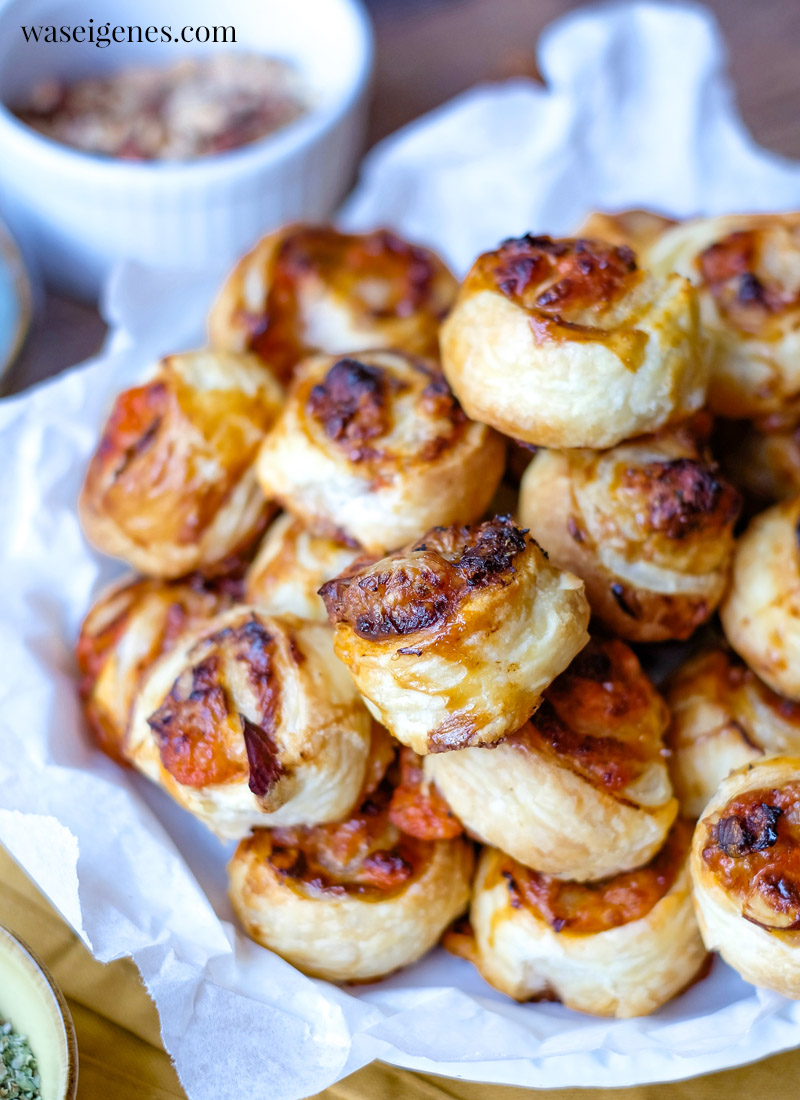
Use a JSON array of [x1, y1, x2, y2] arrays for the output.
[[0, 923, 78, 1100]]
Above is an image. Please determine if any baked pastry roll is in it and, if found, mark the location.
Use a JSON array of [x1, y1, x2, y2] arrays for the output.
[[440, 234, 705, 448], [256, 350, 506, 552], [667, 646, 800, 819], [320, 516, 590, 754], [76, 576, 225, 765], [244, 513, 356, 622], [228, 775, 474, 982], [518, 422, 741, 642], [208, 224, 458, 385], [458, 820, 705, 1016], [426, 638, 677, 880], [388, 747, 464, 840], [575, 209, 677, 253], [720, 496, 800, 700], [648, 213, 800, 418], [720, 417, 800, 505], [127, 606, 373, 839], [79, 350, 283, 579], [690, 757, 800, 998]]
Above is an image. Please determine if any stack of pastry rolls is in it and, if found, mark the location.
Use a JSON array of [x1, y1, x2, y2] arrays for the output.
[[74, 213, 800, 1011]]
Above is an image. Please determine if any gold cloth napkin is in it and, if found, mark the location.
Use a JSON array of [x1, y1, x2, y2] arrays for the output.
[[1, 844, 797, 1100]]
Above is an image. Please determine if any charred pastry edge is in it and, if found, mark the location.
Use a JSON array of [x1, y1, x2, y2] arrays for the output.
[[483, 234, 640, 317], [319, 515, 536, 640], [302, 352, 468, 464]]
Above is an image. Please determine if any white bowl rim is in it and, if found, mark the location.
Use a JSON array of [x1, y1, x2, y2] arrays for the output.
[[0, 219, 32, 380], [0, 0, 373, 186], [0, 921, 78, 1100]]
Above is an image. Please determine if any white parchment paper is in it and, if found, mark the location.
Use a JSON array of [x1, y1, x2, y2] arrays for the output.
[[3, 3, 800, 1097]]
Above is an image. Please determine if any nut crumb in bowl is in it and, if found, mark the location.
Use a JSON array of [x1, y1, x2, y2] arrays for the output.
[[14, 53, 308, 161]]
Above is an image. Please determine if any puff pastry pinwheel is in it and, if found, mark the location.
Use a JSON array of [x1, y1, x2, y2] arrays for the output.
[[690, 757, 800, 998], [666, 646, 800, 819], [255, 350, 506, 552], [519, 422, 741, 642], [575, 209, 677, 254], [720, 495, 800, 700], [126, 606, 373, 839], [207, 224, 458, 385], [426, 638, 677, 880], [720, 417, 800, 505], [320, 516, 590, 754], [388, 747, 464, 840], [79, 350, 284, 579], [456, 820, 705, 1016], [76, 575, 225, 765], [648, 213, 800, 418], [244, 513, 356, 622], [228, 772, 474, 982], [440, 234, 705, 449]]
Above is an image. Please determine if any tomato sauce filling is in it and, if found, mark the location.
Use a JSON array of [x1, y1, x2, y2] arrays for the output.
[[495, 819, 692, 934], [702, 782, 800, 931], [509, 637, 668, 794], [147, 618, 282, 792], [388, 748, 463, 840], [264, 780, 433, 899]]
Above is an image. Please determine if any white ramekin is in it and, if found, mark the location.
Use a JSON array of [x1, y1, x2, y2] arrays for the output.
[[0, 0, 373, 300]]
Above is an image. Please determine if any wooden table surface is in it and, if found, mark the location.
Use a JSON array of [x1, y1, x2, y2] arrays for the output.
[[5, 0, 800, 395]]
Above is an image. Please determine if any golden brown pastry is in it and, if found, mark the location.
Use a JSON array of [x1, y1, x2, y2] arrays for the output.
[[388, 747, 465, 840], [79, 350, 283, 579], [320, 516, 590, 754], [454, 820, 706, 1016], [666, 646, 800, 819], [575, 209, 677, 253], [648, 213, 800, 418], [255, 350, 506, 553], [440, 234, 705, 448], [690, 757, 800, 998], [720, 496, 800, 700], [244, 514, 356, 622], [426, 638, 677, 881], [208, 224, 458, 385], [76, 575, 225, 765], [228, 772, 474, 982], [719, 417, 800, 504], [519, 421, 741, 642], [126, 606, 373, 839]]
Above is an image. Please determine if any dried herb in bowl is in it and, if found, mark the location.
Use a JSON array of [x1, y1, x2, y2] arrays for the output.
[[0, 1020, 40, 1100]]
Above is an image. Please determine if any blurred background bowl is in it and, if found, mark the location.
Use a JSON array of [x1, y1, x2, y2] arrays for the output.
[[0, 921, 78, 1100], [0, 218, 32, 384], [0, 0, 373, 301]]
